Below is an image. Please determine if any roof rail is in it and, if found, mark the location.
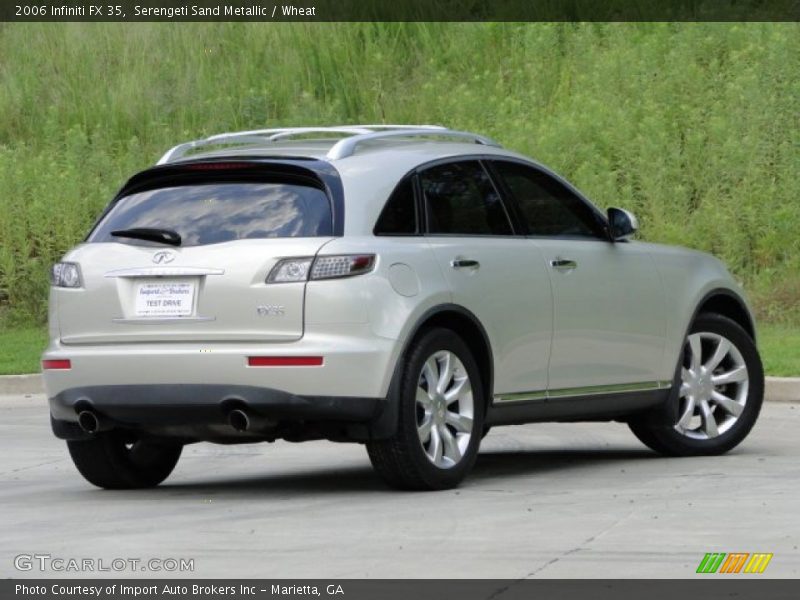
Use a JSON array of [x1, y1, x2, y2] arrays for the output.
[[156, 125, 499, 164], [325, 129, 500, 160]]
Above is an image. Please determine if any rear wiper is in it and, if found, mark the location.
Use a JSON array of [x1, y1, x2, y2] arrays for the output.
[[111, 227, 182, 246]]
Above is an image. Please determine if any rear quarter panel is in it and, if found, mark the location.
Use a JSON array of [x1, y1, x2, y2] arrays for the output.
[[304, 236, 452, 397]]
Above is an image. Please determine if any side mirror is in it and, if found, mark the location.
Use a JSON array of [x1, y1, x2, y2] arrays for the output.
[[607, 207, 639, 241]]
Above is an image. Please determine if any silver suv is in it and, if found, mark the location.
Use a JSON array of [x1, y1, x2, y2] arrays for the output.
[[43, 125, 764, 490]]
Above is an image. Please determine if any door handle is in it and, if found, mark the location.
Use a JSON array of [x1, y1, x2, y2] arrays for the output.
[[451, 258, 480, 269], [550, 258, 577, 271]]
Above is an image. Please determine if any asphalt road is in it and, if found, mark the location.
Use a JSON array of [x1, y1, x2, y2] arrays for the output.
[[2, 394, 798, 579]]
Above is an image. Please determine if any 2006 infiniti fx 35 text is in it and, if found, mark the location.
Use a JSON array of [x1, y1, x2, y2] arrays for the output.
[[43, 125, 764, 490]]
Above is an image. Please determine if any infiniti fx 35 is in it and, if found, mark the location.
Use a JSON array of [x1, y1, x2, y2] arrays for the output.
[[42, 125, 764, 490]]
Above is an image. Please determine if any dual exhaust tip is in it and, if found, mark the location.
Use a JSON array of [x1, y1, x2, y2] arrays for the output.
[[76, 408, 268, 434], [77, 410, 106, 434], [228, 408, 272, 433], [228, 409, 251, 432]]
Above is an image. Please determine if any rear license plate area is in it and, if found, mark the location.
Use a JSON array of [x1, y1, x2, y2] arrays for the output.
[[134, 280, 196, 317]]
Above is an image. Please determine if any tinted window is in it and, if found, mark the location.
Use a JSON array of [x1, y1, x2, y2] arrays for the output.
[[89, 182, 332, 246], [421, 161, 512, 235], [374, 177, 417, 235], [493, 161, 605, 238]]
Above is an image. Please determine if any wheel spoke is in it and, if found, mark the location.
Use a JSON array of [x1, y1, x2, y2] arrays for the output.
[[421, 357, 438, 393], [444, 376, 471, 404], [439, 425, 462, 465], [416, 387, 433, 408], [445, 411, 473, 434], [688, 334, 703, 371], [699, 400, 719, 437], [436, 352, 454, 395], [676, 396, 697, 430], [429, 426, 443, 464], [711, 390, 744, 417], [417, 414, 433, 443], [705, 338, 731, 371], [711, 365, 747, 386]]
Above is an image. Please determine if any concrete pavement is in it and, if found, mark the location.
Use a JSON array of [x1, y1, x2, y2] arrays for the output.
[[1, 393, 798, 579]]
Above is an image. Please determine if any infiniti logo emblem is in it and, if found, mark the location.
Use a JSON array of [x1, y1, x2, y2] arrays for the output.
[[152, 250, 176, 264]]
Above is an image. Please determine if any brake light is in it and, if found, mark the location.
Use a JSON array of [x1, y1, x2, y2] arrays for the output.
[[266, 254, 375, 283], [247, 356, 323, 367], [310, 255, 375, 280], [181, 162, 255, 170], [42, 359, 71, 370]]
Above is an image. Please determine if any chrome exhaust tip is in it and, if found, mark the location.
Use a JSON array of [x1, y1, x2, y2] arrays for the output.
[[228, 409, 251, 432], [77, 410, 101, 434]]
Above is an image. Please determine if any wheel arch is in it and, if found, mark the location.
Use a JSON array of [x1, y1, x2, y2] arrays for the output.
[[406, 304, 495, 406], [694, 288, 756, 341], [368, 304, 494, 440]]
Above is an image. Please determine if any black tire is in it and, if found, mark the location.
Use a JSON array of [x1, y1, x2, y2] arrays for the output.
[[629, 313, 764, 456], [67, 431, 182, 489], [367, 328, 485, 490]]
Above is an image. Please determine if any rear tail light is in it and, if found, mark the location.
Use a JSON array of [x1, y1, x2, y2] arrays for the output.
[[50, 262, 82, 288], [248, 356, 323, 367], [267, 254, 375, 283], [266, 257, 314, 283], [310, 255, 375, 280], [42, 359, 71, 370]]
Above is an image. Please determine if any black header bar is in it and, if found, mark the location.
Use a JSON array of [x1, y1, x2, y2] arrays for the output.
[[3, 0, 799, 22]]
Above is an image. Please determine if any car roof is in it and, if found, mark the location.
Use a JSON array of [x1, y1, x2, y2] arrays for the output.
[[155, 127, 569, 235], [172, 138, 533, 170]]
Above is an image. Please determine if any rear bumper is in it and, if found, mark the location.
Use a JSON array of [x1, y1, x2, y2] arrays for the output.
[[49, 384, 383, 442], [41, 325, 399, 399], [42, 326, 401, 442]]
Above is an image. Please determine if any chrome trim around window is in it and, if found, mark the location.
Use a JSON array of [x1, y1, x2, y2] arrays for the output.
[[493, 380, 671, 404]]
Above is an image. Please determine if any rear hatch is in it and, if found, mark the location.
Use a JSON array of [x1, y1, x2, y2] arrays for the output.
[[57, 161, 336, 345]]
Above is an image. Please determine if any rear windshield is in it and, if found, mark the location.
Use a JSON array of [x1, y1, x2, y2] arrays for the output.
[[89, 182, 332, 246]]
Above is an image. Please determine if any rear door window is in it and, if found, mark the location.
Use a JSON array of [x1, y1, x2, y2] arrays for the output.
[[420, 161, 513, 236], [89, 182, 332, 246]]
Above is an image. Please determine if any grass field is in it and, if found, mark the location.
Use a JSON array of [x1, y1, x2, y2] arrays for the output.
[[759, 324, 800, 378], [1, 325, 796, 377], [0, 22, 797, 375], [0, 326, 48, 376], [0, 22, 798, 325]]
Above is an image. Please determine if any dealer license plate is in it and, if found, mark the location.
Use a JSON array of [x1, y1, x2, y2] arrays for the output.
[[134, 281, 195, 317]]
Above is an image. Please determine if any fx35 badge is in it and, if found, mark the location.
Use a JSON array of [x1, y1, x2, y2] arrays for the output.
[[256, 304, 285, 317]]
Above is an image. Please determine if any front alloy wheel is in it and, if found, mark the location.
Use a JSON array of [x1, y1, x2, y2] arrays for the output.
[[629, 313, 763, 456], [675, 332, 749, 440], [367, 328, 484, 490]]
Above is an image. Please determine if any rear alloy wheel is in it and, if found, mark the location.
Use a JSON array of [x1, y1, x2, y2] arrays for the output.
[[416, 350, 475, 469], [629, 313, 763, 456], [67, 431, 183, 489], [367, 328, 484, 490]]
